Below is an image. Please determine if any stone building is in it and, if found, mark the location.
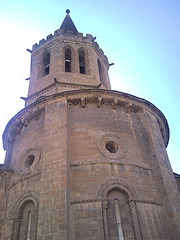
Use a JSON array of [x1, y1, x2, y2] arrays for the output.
[[0, 10, 180, 240]]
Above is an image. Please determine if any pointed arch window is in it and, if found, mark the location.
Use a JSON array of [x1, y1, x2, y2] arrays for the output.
[[43, 52, 50, 76], [79, 50, 85, 74], [65, 48, 71, 72]]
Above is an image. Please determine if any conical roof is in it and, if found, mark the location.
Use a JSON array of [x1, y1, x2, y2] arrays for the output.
[[60, 9, 78, 34]]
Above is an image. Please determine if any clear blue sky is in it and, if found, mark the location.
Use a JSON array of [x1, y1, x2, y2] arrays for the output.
[[0, 0, 179, 172]]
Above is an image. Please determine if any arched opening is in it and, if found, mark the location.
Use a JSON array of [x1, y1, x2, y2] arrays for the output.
[[79, 50, 85, 74], [114, 198, 124, 240], [43, 52, 50, 76], [27, 210, 32, 240], [65, 48, 71, 72], [13, 200, 38, 240], [107, 189, 135, 240]]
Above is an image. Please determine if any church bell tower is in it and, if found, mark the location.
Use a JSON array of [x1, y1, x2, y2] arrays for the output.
[[1, 10, 180, 240], [26, 9, 110, 107]]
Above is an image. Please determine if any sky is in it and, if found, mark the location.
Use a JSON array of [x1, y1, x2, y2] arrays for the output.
[[0, 0, 179, 172]]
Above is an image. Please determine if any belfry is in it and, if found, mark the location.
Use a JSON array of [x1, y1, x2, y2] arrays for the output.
[[0, 10, 180, 240]]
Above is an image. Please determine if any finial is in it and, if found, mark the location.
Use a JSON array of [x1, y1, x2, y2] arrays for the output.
[[66, 9, 70, 14]]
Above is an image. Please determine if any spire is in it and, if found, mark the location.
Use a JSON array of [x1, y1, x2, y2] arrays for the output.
[[60, 9, 78, 34]]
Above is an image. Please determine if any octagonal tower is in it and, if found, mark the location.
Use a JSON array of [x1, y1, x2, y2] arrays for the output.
[[26, 10, 110, 107], [1, 10, 180, 240]]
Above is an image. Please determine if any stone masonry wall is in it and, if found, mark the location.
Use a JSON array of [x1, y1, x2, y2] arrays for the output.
[[139, 109, 180, 239], [37, 99, 70, 240], [1, 92, 180, 239], [9, 113, 44, 172], [28, 38, 110, 103], [68, 102, 168, 239]]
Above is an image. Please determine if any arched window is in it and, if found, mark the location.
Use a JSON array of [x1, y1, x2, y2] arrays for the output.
[[13, 200, 38, 240], [79, 50, 85, 74], [65, 48, 71, 72], [107, 189, 135, 240], [43, 52, 50, 76]]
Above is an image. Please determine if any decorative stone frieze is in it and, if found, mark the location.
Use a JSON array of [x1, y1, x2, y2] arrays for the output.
[[70, 198, 108, 205], [3, 107, 45, 150], [3, 90, 169, 152], [128, 199, 163, 206]]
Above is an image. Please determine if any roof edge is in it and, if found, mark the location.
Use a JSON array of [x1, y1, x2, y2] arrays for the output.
[[2, 89, 169, 150]]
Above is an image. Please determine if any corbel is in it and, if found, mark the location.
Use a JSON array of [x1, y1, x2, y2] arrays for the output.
[[8, 131, 16, 142], [80, 98, 87, 108], [97, 97, 103, 108], [111, 99, 118, 110], [21, 118, 29, 127], [13, 126, 21, 134], [126, 101, 133, 113], [28, 107, 44, 121]]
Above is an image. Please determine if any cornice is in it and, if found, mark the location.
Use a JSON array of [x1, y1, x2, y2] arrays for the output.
[[3, 106, 45, 150], [24, 80, 101, 102], [3, 89, 169, 150]]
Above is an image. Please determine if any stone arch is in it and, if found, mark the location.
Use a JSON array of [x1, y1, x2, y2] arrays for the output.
[[65, 48, 72, 72], [77, 47, 89, 74], [40, 50, 51, 77], [96, 178, 141, 240], [43, 51, 50, 75], [96, 178, 142, 240], [13, 191, 39, 240], [15, 190, 39, 215], [95, 177, 139, 200], [63, 45, 76, 73], [36, 50, 50, 79]]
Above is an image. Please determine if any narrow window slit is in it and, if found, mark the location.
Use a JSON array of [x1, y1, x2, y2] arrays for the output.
[[65, 48, 71, 72], [114, 199, 124, 240], [79, 50, 85, 74], [43, 53, 50, 76], [27, 211, 32, 240]]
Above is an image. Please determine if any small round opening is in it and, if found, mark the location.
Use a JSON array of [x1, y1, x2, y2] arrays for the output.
[[105, 141, 118, 153], [25, 155, 35, 168]]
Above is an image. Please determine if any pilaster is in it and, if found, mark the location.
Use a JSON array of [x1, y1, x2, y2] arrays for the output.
[[38, 99, 70, 240]]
